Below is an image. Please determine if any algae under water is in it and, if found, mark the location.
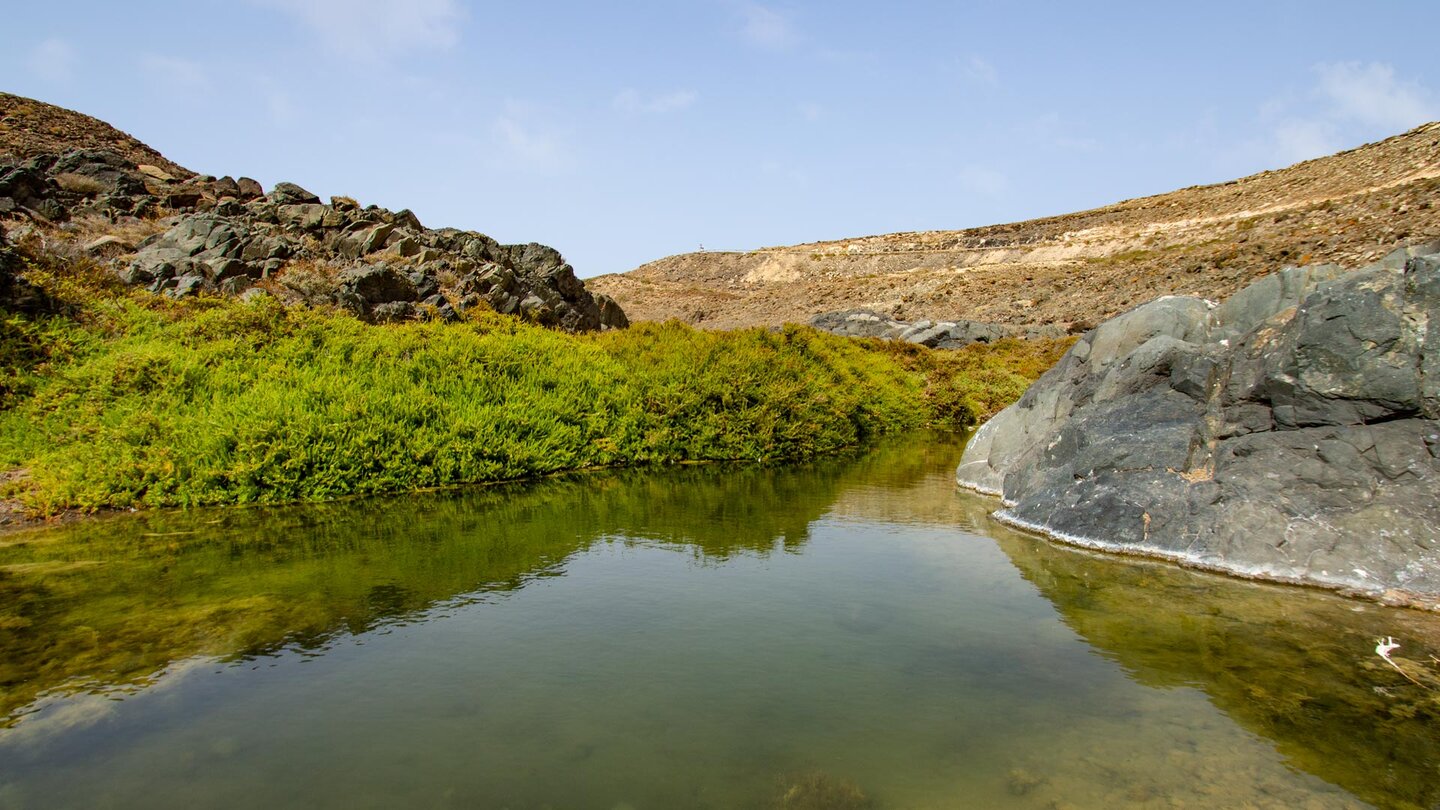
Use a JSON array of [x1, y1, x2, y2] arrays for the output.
[[0, 432, 1437, 809]]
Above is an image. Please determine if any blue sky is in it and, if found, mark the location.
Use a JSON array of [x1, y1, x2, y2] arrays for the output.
[[6, 1, 1440, 277]]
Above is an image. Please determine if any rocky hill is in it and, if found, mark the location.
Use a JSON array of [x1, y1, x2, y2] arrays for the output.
[[0, 92, 625, 331], [590, 124, 1440, 330], [1, 92, 191, 179]]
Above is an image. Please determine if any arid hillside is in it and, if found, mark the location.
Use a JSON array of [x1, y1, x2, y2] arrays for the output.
[[590, 124, 1440, 330]]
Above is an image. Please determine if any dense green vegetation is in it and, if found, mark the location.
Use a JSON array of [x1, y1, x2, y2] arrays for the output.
[[0, 250, 1070, 514]]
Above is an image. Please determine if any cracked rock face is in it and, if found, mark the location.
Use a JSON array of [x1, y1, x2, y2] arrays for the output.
[[956, 242, 1440, 602]]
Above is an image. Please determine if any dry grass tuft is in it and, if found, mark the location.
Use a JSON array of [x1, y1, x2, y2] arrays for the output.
[[52, 173, 109, 196], [272, 259, 341, 305], [61, 213, 171, 250]]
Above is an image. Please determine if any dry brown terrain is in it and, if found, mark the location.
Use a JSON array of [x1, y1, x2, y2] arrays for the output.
[[590, 124, 1440, 330], [1, 92, 194, 179]]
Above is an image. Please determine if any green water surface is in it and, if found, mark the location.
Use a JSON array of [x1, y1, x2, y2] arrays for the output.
[[1, 433, 1437, 809]]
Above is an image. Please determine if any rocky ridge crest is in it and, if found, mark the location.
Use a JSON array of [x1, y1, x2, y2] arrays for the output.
[[0, 93, 625, 331]]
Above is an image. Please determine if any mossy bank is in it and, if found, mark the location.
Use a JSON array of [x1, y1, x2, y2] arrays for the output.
[[0, 247, 1069, 515]]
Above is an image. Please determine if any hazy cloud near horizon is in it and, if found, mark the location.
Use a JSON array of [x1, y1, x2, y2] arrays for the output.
[[138, 55, 212, 97], [488, 103, 574, 175], [1316, 61, 1437, 129], [1260, 60, 1438, 163], [26, 38, 76, 84]]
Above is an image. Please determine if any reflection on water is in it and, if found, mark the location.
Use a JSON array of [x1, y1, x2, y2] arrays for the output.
[[0, 458, 850, 724], [0, 432, 1436, 809], [990, 514, 1440, 810]]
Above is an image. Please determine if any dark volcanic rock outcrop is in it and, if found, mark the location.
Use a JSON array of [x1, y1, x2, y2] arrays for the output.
[[1, 136, 626, 332], [956, 243, 1440, 603], [810, 308, 1065, 348], [0, 224, 51, 315]]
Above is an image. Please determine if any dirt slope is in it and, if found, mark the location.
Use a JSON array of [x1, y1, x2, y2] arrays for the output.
[[1, 92, 194, 179], [590, 124, 1440, 329]]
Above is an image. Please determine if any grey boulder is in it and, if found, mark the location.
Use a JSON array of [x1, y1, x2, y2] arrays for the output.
[[126, 215, 258, 287], [11, 148, 627, 334], [956, 243, 1440, 604], [810, 308, 1063, 348], [49, 149, 149, 196], [335, 263, 419, 322], [267, 181, 321, 206]]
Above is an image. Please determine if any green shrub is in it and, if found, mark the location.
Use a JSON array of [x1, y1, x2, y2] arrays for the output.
[[0, 253, 1065, 513]]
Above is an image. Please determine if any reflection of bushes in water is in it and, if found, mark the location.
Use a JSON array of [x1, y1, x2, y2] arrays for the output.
[[772, 770, 872, 810], [590, 461, 851, 557], [0, 455, 858, 724], [618, 430, 981, 555], [823, 430, 984, 528], [991, 527, 1440, 810], [0, 493, 581, 724], [831, 428, 972, 488]]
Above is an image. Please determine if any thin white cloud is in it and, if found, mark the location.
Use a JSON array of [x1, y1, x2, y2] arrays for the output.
[[739, 3, 795, 49], [267, 91, 298, 126], [491, 111, 570, 174], [1270, 119, 1340, 163], [759, 159, 807, 185], [957, 164, 1008, 196], [1314, 61, 1436, 130], [1025, 112, 1099, 152], [251, 0, 463, 60], [139, 54, 212, 95], [961, 55, 998, 88], [1250, 62, 1438, 165], [613, 89, 698, 114], [27, 38, 76, 83]]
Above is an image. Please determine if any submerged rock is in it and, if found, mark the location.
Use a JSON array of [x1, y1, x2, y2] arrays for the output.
[[771, 771, 871, 810], [810, 308, 1063, 348], [956, 241, 1440, 603]]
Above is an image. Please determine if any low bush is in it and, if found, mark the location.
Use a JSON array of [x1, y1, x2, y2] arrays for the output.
[[0, 251, 1068, 513], [52, 173, 109, 196]]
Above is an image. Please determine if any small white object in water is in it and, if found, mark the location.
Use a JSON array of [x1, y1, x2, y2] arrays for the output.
[[1377, 636, 1400, 660], [1374, 636, 1427, 688]]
